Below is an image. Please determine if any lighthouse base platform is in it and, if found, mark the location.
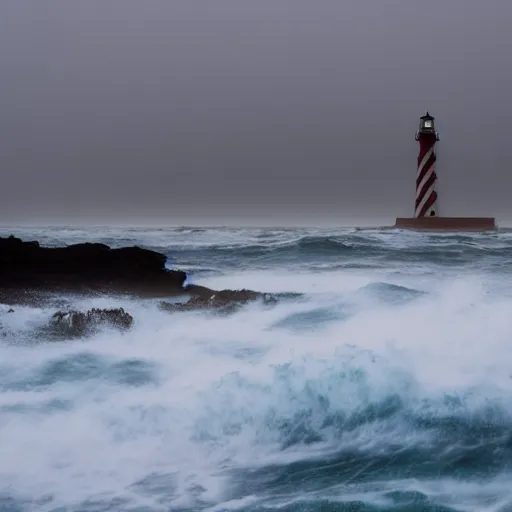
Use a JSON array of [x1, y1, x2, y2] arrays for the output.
[[394, 216, 497, 232]]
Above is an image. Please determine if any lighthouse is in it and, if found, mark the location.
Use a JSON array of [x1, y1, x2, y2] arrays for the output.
[[414, 112, 439, 218], [394, 112, 497, 232]]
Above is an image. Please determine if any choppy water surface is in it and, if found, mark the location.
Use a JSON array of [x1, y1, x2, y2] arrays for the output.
[[1, 226, 512, 512]]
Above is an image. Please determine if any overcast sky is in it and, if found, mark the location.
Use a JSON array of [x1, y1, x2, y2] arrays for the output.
[[0, 1, 511, 226]]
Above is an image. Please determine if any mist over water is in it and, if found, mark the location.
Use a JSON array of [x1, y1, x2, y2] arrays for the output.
[[1, 226, 512, 512]]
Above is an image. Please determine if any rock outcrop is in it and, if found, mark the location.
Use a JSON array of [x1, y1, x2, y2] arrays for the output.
[[49, 307, 134, 337], [0, 235, 275, 311], [159, 288, 278, 314], [0, 235, 187, 301]]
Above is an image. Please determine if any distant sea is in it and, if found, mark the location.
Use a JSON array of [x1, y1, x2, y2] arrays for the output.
[[1, 226, 512, 512]]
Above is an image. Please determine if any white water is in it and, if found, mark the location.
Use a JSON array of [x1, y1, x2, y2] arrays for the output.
[[1, 227, 512, 511], [1, 267, 512, 511]]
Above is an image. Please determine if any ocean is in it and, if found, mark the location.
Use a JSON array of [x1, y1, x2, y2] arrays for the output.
[[1, 226, 512, 512]]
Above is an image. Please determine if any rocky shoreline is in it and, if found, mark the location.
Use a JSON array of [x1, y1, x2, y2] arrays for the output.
[[0, 234, 287, 339], [0, 234, 272, 310]]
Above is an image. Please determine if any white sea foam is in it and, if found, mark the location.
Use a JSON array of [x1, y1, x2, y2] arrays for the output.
[[1, 229, 512, 511], [1, 273, 511, 510]]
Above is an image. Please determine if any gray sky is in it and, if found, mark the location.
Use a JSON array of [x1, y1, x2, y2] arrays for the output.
[[1, 0, 511, 226]]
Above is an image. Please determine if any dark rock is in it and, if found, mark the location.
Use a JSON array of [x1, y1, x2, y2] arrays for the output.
[[0, 236, 271, 309], [0, 235, 186, 300], [159, 288, 278, 314], [49, 307, 134, 337]]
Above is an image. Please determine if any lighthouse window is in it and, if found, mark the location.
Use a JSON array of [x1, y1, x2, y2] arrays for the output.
[[424, 120, 432, 128]]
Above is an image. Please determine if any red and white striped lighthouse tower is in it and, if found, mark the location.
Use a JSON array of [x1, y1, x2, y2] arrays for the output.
[[393, 111, 497, 231], [414, 111, 439, 218]]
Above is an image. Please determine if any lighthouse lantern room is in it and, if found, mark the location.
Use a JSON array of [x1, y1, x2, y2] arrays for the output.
[[415, 112, 439, 140]]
